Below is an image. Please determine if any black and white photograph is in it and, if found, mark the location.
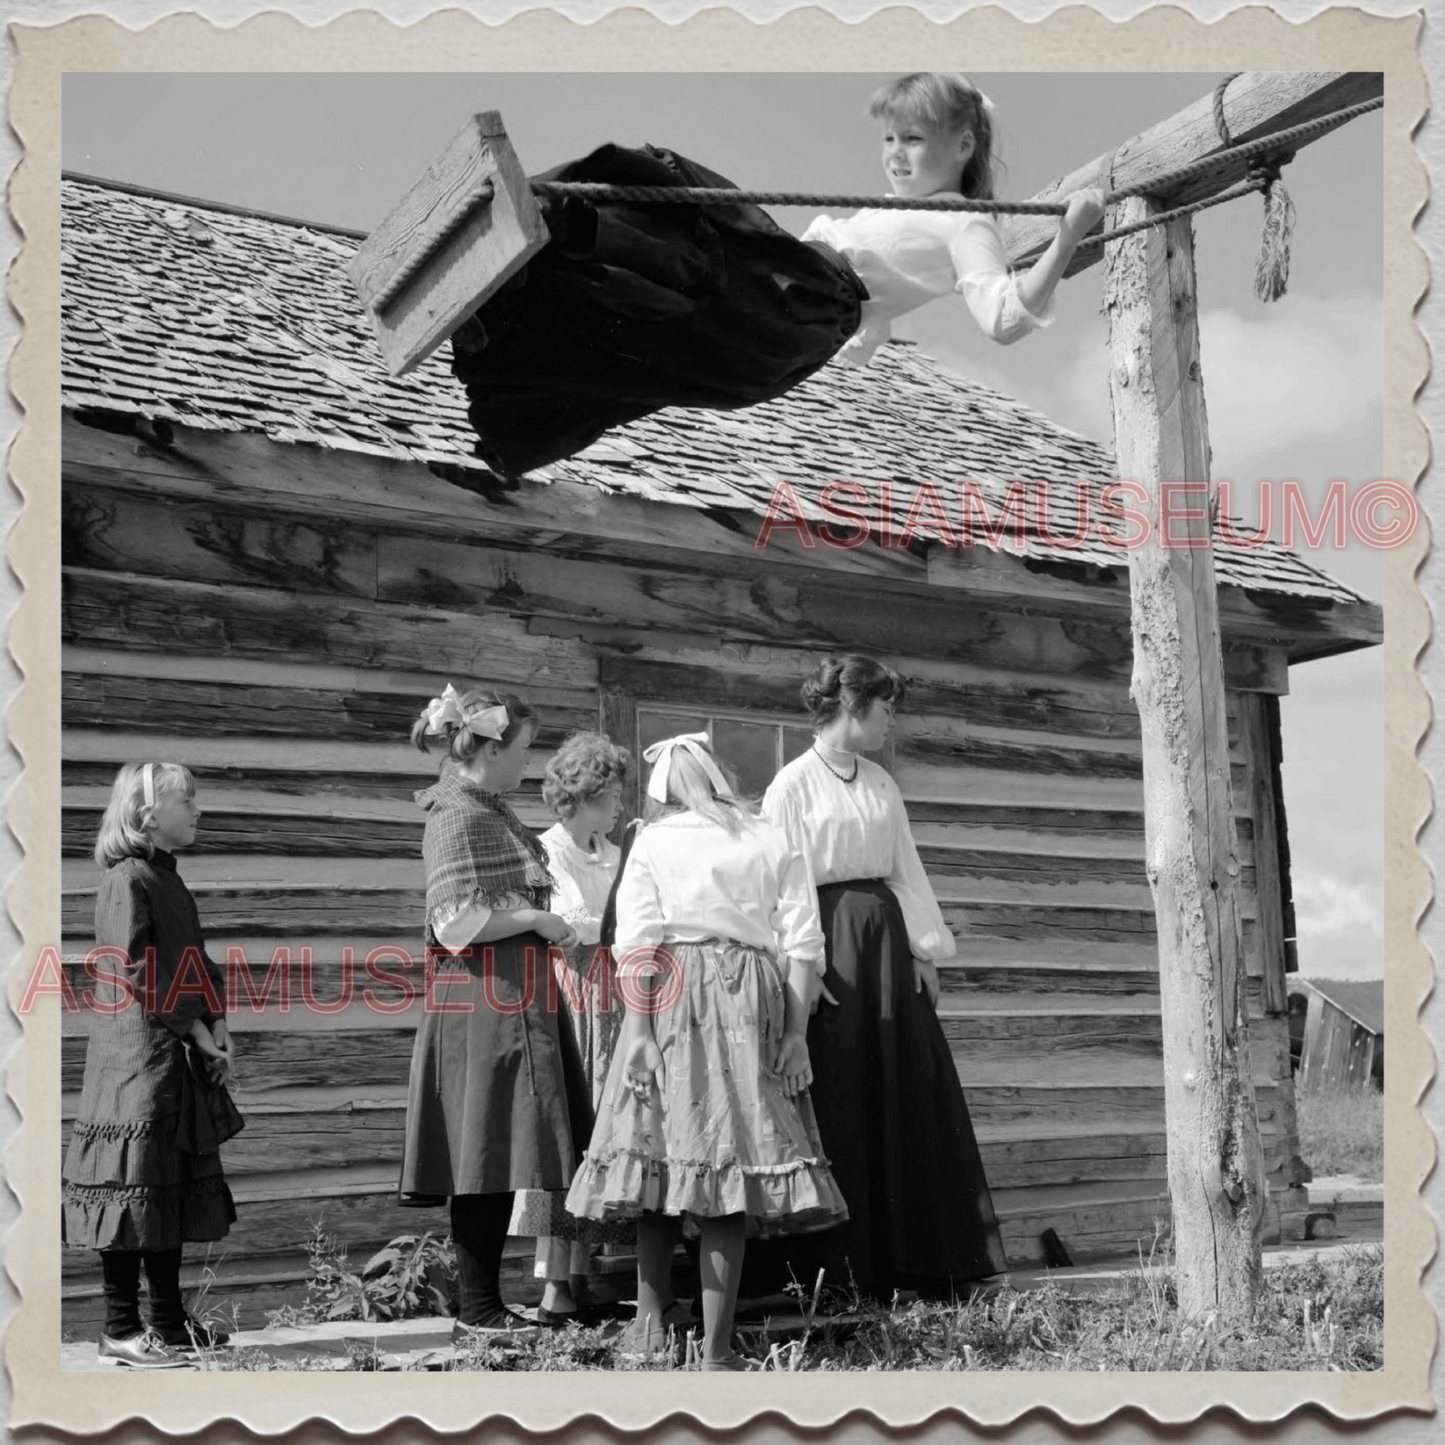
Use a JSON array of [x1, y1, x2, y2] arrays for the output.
[[3, 4, 1431, 1433]]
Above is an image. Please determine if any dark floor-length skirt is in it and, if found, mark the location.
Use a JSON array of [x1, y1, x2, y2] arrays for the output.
[[449, 142, 866, 479], [745, 880, 1006, 1297], [398, 931, 589, 1203]]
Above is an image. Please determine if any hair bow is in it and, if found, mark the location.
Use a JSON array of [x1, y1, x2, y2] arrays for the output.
[[642, 732, 734, 804], [421, 684, 466, 734], [421, 685, 509, 741], [975, 87, 995, 120]]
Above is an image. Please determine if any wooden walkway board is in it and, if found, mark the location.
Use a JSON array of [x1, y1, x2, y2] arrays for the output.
[[348, 112, 548, 377]]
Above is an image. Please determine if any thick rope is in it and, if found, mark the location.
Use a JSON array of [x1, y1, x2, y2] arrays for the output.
[[1212, 73, 1243, 148], [529, 94, 1381, 220], [1074, 174, 1269, 254]]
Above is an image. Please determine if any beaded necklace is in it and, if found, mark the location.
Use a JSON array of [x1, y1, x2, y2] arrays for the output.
[[811, 742, 859, 785]]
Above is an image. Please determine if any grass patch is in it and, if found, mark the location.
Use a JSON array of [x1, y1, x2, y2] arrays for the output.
[[198, 1247, 1383, 1373], [1296, 1082, 1384, 1180]]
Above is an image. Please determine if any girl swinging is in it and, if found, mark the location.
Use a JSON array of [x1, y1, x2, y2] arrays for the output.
[[452, 72, 1105, 479]]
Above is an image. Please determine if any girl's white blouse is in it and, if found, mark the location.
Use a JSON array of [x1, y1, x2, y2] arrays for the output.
[[540, 823, 620, 948], [802, 208, 1053, 365], [612, 811, 825, 972], [762, 748, 957, 964]]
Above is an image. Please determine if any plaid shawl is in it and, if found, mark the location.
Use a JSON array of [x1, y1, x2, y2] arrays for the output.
[[416, 772, 553, 933]]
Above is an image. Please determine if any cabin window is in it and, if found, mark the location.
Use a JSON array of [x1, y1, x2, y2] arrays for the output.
[[635, 704, 889, 798]]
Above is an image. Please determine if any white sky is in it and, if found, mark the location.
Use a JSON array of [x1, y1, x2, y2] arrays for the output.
[[61, 71, 1386, 977]]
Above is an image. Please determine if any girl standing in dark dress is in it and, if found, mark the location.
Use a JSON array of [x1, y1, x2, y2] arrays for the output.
[[397, 685, 585, 1338], [62, 763, 243, 1367], [760, 656, 1007, 1299]]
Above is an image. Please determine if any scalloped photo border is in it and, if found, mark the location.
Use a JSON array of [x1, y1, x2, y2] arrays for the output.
[[3, 3, 1432, 1433]]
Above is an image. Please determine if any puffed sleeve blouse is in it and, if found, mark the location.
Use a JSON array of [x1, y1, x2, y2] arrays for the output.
[[801, 208, 1053, 366], [612, 812, 825, 975], [762, 749, 957, 964]]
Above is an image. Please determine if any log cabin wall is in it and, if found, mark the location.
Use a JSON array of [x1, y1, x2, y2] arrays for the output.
[[60, 417, 1306, 1329]]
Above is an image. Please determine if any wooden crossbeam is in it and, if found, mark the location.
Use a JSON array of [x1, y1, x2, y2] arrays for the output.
[[1003, 71, 1383, 274]]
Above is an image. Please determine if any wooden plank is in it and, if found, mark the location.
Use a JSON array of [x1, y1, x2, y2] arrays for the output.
[[1001, 73, 1384, 276], [1236, 692, 1290, 1017], [67, 1109, 407, 1180], [62, 756, 527, 810], [61, 414, 1382, 659], [61, 670, 594, 746], [350, 111, 549, 377], [60, 642, 598, 716], [895, 725, 1141, 781], [61, 414, 929, 589], [63, 1029, 417, 1093], [595, 651, 1143, 742], [61, 485, 378, 598], [893, 760, 1145, 810], [943, 901, 1158, 944], [62, 886, 425, 940], [940, 965, 1158, 1000], [920, 846, 1145, 887], [60, 567, 598, 692], [1106, 195, 1265, 1315], [63, 806, 424, 859]]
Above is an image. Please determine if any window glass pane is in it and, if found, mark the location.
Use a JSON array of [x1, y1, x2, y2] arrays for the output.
[[711, 718, 781, 800], [637, 710, 709, 752]]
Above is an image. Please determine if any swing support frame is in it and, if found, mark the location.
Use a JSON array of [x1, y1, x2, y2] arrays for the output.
[[349, 79, 1384, 1315]]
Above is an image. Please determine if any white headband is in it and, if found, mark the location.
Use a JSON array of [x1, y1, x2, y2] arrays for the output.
[[421, 684, 509, 741], [643, 732, 734, 804], [142, 763, 156, 809]]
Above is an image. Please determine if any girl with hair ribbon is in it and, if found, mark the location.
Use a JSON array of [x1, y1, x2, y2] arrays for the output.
[[566, 733, 847, 1370], [397, 685, 589, 1339], [757, 654, 1007, 1301], [452, 71, 1105, 478], [62, 762, 243, 1368]]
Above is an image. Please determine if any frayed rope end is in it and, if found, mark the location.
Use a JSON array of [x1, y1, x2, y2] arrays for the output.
[[1252, 153, 1296, 303]]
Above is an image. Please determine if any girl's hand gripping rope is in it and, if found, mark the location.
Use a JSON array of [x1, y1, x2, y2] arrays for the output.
[[1058, 187, 1107, 249]]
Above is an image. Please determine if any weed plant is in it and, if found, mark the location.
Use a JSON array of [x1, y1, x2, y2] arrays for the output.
[[1295, 1082, 1384, 1181], [200, 1244, 1381, 1373]]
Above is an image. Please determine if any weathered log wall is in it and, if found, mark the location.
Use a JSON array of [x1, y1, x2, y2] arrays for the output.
[[58, 423, 1304, 1328]]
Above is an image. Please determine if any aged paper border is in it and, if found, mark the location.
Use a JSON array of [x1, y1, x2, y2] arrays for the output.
[[4, 3, 1431, 1433]]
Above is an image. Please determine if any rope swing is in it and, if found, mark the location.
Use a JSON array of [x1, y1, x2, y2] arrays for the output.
[[531, 92, 1380, 305]]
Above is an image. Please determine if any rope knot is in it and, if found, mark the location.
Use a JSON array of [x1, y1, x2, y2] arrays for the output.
[[1250, 149, 1297, 303]]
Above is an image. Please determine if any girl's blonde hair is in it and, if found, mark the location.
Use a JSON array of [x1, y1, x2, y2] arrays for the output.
[[94, 762, 196, 867], [646, 741, 753, 836], [869, 72, 998, 201]]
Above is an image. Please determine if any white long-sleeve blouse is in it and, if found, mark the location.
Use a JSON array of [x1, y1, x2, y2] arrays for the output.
[[540, 823, 620, 948], [801, 208, 1053, 366], [612, 811, 825, 973], [762, 746, 957, 964]]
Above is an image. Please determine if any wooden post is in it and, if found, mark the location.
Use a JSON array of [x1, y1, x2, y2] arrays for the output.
[[1104, 197, 1267, 1319]]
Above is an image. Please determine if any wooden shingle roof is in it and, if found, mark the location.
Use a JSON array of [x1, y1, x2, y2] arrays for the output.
[[1290, 978, 1385, 1036], [61, 174, 1368, 609]]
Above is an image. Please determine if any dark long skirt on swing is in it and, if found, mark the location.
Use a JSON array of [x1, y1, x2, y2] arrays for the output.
[[449, 143, 867, 479]]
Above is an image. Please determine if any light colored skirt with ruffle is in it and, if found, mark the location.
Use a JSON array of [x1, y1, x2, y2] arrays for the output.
[[565, 939, 848, 1236]]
